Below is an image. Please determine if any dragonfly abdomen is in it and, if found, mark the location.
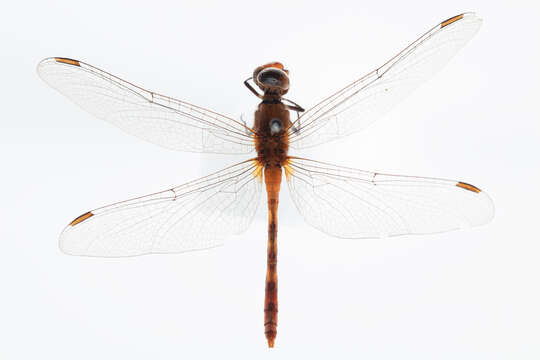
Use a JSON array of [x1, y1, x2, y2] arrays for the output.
[[264, 165, 282, 348]]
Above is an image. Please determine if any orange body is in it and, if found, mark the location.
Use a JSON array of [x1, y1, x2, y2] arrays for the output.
[[41, 14, 491, 350], [253, 99, 291, 348]]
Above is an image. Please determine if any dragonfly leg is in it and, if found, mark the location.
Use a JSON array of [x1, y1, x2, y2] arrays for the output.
[[239, 114, 252, 135], [290, 115, 301, 134], [244, 77, 263, 99], [283, 98, 304, 133]]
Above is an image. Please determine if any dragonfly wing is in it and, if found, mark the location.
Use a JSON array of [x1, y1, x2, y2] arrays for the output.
[[288, 13, 482, 149], [284, 157, 493, 238], [38, 58, 254, 154], [60, 160, 263, 257]]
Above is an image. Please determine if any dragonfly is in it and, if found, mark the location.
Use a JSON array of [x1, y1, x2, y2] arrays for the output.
[[38, 13, 493, 348]]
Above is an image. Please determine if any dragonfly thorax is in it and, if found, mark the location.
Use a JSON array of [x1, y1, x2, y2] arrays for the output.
[[254, 102, 291, 168]]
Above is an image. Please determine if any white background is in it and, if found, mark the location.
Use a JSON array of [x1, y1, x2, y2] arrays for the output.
[[1, 0, 539, 359]]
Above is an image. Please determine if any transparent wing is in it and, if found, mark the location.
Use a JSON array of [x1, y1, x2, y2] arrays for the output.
[[285, 157, 493, 238], [60, 159, 263, 257], [287, 13, 482, 149], [38, 57, 254, 154]]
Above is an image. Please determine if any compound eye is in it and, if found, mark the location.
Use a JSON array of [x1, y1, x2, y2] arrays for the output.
[[257, 68, 289, 90]]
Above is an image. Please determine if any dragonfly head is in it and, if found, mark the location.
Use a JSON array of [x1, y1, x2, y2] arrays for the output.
[[253, 62, 290, 96]]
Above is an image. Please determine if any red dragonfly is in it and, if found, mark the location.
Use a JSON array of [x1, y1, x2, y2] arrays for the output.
[[38, 13, 493, 348]]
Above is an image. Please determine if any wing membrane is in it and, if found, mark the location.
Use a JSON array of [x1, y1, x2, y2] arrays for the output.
[[285, 157, 493, 238], [288, 13, 482, 149], [60, 160, 263, 257], [38, 57, 254, 154]]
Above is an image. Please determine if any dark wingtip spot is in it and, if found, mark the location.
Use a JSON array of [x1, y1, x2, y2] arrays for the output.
[[69, 211, 94, 226], [456, 181, 481, 193], [441, 14, 464, 28], [55, 58, 80, 66]]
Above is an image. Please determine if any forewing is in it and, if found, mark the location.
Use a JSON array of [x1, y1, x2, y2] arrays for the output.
[[285, 157, 493, 238], [288, 13, 482, 149], [60, 160, 263, 257], [38, 58, 254, 154]]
